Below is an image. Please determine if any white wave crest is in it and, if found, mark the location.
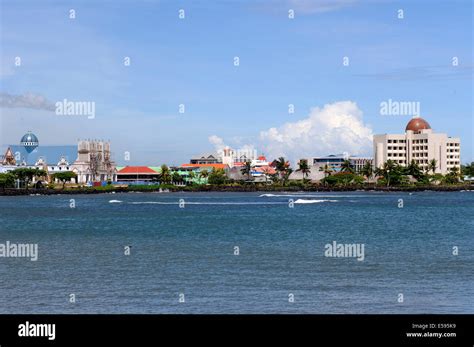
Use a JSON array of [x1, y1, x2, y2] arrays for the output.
[[294, 199, 338, 204]]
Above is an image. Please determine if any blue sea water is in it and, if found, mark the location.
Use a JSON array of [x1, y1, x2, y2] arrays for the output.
[[0, 191, 473, 313]]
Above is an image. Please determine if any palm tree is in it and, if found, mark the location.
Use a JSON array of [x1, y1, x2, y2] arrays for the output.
[[199, 169, 209, 183], [240, 161, 252, 180], [319, 164, 332, 178], [187, 171, 195, 184], [449, 166, 460, 177], [319, 163, 332, 185], [159, 164, 171, 184], [428, 159, 437, 174], [272, 157, 290, 183], [444, 166, 460, 184], [296, 159, 311, 183], [407, 159, 422, 179], [172, 171, 182, 183], [382, 160, 397, 187], [360, 162, 373, 181], [340, 160, 354, 173], [283, 168, 293, 184]]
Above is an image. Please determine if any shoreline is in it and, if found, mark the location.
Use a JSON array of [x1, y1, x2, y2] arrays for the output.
[[1, 184, 473, 196]]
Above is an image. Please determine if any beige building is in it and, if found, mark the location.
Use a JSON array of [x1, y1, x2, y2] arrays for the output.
[[373, 117, 460, 174], [72, 140, 117, 183]]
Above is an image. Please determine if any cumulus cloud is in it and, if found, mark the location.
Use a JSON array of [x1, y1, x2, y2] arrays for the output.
[[208, 135, 225, 152], [259, 101, 373, 161], [208, 135, 257, 158], [0, 92, 55, 111]]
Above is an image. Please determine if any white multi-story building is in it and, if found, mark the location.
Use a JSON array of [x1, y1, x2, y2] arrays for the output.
[[219, 146, 258, 168], [373, 117, 460, 174]]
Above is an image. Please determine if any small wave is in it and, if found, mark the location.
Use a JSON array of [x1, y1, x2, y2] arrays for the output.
[[260, 193, 369, 198], [294, 199, 338, 204], [108, 200, 123, 203], [130, 201, 284, 205]]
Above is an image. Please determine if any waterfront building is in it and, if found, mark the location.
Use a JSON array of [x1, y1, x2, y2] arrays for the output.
[[1, 133, 118, 185], [189, 154, 220, 165], [116, 166, 160, 182], [1, 132, 77, 179], [181, 163, 228, 171], [310, 154, 373, 174], [373, 116, 460, 174], [71, 140, 117, 183], [227, 155, 276, 181], [188, 146, 258, 169]]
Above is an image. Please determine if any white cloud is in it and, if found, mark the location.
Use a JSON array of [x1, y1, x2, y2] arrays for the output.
[[208, 135, 225, 152], [259, 101, 373, 161], [0, 92, 55, 111]]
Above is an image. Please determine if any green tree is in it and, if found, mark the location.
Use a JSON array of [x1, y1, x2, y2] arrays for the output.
[[407, 160, 424, 180], [461, 162, 474, 177], [199, 169, 209, 182], [319, 164, 333, 185], [296, 159, 311, 183], [319, 164, 333, 178], [208, 168, 226, 185], [444, 166, 460, 184], [273, 157, 291, 184], [360, 162, 373, 181], [381, 160, 397, 187], [187, 171, 196, 184], [53, 171, 77, 189], [0, 172, 15, 190], [159, 164, 172, 184], [11, 168, 47, 190], [172, 171, 182, 183], [428, 159, 437, 174], [340, 160, 354, 173]]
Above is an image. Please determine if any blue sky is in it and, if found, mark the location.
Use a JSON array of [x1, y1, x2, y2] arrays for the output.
[[0, 0, 472, 165]]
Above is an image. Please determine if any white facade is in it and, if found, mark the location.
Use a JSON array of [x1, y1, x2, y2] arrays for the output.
[[72, 140, 117, 184], [219, 146, 258, 168], [373, 118, 460, 174]]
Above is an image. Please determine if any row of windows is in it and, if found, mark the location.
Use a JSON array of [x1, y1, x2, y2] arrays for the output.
[[412, 153, 428, 157], [387, 146, 405, 150], [447, 155, 460, 159], [387, 139, 406, 144], [447, 143, 460, 147], [447, 149, 460, 153], [412, 139, 429, 144], [447, 161, 460, 165], [35, 166, 70, 171], [412, 146, 428, 151]]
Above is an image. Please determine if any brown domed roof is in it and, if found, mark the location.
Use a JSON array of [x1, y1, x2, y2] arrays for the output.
[[405, 117, 431, 132]]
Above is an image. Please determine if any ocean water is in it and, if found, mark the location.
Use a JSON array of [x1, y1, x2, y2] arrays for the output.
[[0, 191, 473, 314]]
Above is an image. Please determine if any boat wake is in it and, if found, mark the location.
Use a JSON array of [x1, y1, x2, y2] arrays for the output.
[[294, 199, 338, 204]]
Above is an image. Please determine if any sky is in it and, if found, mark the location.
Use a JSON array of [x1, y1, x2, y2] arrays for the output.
[[0, 0, 472, 166]]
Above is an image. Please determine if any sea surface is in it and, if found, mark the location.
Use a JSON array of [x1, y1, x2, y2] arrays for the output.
[[0, 191, 473, 313]]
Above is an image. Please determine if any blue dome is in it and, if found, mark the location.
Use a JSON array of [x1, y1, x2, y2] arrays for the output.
[[20, 131, 39, 153]]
